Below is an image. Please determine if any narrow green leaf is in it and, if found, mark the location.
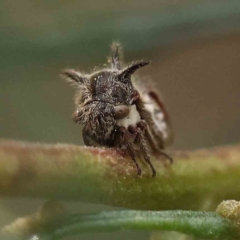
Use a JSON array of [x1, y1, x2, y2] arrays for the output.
[[37, 210, 238, 240]]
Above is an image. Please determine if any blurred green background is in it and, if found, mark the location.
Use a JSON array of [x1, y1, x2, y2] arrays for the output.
[[1, 1, 240, 239]]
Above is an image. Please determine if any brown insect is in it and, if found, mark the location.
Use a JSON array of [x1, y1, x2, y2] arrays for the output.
[[61, 42, 173, 177]]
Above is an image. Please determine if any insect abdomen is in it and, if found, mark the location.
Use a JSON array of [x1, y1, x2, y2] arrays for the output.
[[142, 91, 174, 149]]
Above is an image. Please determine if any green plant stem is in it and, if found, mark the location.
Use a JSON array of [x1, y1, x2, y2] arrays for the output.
[[3, 203, 240, 240], [35, 210, 238, 240], [0, 139, 240, 210]]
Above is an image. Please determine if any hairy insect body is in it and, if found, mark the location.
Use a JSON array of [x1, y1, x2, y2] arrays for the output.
[[62, 42, 173, 177], [141, 91, 173, 148]]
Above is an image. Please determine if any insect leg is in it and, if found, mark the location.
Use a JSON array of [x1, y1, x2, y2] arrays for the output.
[[82, 129, 92, 146], [118, 126, 142, 176], [73, 110, 99, 147], [129, 125, 156, 177], [111, 127, 123, 148], [137, 121, 173, 164], [82, 127, 101, 147], [133, 94, 173, 163]]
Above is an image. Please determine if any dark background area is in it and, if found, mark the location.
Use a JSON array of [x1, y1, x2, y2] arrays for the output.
[[0, 1, 240, 239]]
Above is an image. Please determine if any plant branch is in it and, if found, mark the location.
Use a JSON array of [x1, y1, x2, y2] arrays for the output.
[[0, 139, 240, 210]]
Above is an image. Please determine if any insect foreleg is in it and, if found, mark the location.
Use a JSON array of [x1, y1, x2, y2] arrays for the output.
[[82, 128, 92, 146], [128, 124, 156, 177], [136, 121, 161, 151], [82, 126, 101, 147], [118, 126, 142, 176], [137, 121, 173, 165]]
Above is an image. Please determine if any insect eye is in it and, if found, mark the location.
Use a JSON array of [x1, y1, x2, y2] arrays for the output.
[[113, 105, 130, 119]]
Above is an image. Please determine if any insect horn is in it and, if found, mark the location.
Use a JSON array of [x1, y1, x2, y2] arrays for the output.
[[111, 42, 122, 70], [61, 69, 86, 85], [118, 61, 150, 82]]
